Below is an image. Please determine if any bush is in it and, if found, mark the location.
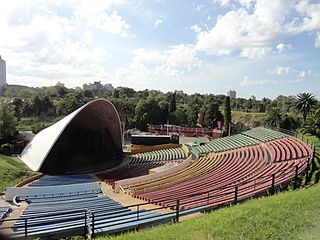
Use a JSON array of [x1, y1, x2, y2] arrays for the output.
[[0, 143, 14, 155], [31, 123, 50, 134]]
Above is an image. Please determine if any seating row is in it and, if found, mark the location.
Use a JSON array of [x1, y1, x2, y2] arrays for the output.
[[194, 134, 259, 154], [126, 154, 222, 195], [0, 206, 11, 220], [136, 144, 268, 203], [13, 191, 162, 238], [267, 137, 313, 162], [97, 162, 168, 188], [29, 175, 95, 187], [129, 147, 187, 163], [241, 127, 290, 142]]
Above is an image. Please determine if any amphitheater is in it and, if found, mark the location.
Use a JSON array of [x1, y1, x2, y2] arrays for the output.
[[0, 100, 315, 239]]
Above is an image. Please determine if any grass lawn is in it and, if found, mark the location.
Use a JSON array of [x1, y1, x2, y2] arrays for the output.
[[94, 184, 320, 240], [231, 111, 266, 126], [18, 116, 62, 131], [0, 154, 35, 192]]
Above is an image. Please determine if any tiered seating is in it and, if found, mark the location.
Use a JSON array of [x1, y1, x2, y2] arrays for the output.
[[135, 137, 312, 209], [194, 134, 259, 154], [136, 145, 268, 205], [13, 191, 161, 238], [266, 138, 312, 162], [97, 162, 166, 188], [129, 147, 187, 163], [0, 206, 11, 220], [241, 127, 290, 142], [29, 175, 95, 187], [126, 154, 222, 194]]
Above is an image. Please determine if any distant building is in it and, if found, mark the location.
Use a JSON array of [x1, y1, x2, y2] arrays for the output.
[[250, 95, 256, 100], [55, 82, 65, 87], [227, 89, 236, 99], [104, 83, 115, 93], [0, 56, 6, 86], [83, 81, 103, 91]]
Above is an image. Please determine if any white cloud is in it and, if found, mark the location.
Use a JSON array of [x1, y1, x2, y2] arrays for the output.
[[276, 43, 292, 53], [213, 0, 230, 7], [191, 24, 201, 33], [240, 76, 303, 86], [267, 66, 291, 75], [315, 32, 320, 48], [112, 44, 201, 87], [240, 47, 271, 59], [154, 19, 163, 28], [85, 10, 130, 37], [299, 71, 306, 78], [0, 1, 114, 87], [196, 0, 320, 57]]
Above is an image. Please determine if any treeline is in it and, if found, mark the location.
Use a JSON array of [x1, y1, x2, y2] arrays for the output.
[[0, 85, 319, 142]]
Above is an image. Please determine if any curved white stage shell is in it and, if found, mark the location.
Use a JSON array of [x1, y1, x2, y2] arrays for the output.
[[19, 99, 123, 175]]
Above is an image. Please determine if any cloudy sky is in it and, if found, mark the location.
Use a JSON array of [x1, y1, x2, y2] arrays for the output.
[[0, 0, 319, 99]]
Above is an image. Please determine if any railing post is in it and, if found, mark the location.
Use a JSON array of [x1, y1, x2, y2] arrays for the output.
[[176, 198, 180, 222], [234, 185, 238, 205], [305, 158, 310, 185], [24, 218, 27, 240], [271, 174, 275, 195], [137, 205, 140, 220], [84, 210, 87, 240], [294, 166, 299, 189], [207, 192, 210, 204], [92, 212, 95, 238]]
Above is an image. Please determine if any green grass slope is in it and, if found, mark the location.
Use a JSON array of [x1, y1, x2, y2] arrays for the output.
[[96, 184, 320, 240], [231, 111, 266, 126], [0, 154, 35, 192]]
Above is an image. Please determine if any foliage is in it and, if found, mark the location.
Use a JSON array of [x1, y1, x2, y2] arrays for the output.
[[264, 108, 282, 127], [204, 102, 223, 128], [301, 104, 320, 138], [31, 122, 50, 134], [0, 143, 14, 155], [57, 91, 89, 115], [294, 93, 317, 123], [168, 92, 177, 112], [0, 102, 19, 140], [133, 97, 164, 131], [224, 96, 231, 133]]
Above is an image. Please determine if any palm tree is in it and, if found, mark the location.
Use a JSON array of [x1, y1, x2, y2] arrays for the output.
[[301, 103, 320, 138], [264, 108, 282, 127], [294, 93, 317, 123]]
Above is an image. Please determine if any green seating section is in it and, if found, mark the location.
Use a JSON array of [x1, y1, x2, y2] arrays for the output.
[[241, 127, 291, 142], [194, 127, 292, 155], [194, 134, 259, 154], [129, 147, 187, 163]]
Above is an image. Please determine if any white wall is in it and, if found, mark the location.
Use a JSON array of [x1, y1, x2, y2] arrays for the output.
[[0, 58, 6, 86]]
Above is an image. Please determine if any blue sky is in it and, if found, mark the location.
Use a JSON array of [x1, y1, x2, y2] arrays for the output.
[[0, 0, 319, 99]]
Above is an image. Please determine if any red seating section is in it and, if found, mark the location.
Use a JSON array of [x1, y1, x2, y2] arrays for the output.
[[134, 138, 312, 209]]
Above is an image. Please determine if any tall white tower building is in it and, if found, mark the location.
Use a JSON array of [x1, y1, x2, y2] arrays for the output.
[[0, 56, 6, 86]]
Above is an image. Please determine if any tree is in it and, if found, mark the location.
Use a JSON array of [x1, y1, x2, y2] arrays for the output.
[[294, 93, 317, 123], [224, 96, 231, 134], [169, 92, 177, 112], [57, 91, 87, 115], [204, 102, 223, 128], [12, 98, 24, 120], [0, 102, 19, 140], [264, 108, 282, 127], [133, 97, 163, 131], [301, 103, 320, 138]]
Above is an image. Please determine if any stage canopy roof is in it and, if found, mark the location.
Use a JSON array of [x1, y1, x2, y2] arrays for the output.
[[20, 99, 123, 175]]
